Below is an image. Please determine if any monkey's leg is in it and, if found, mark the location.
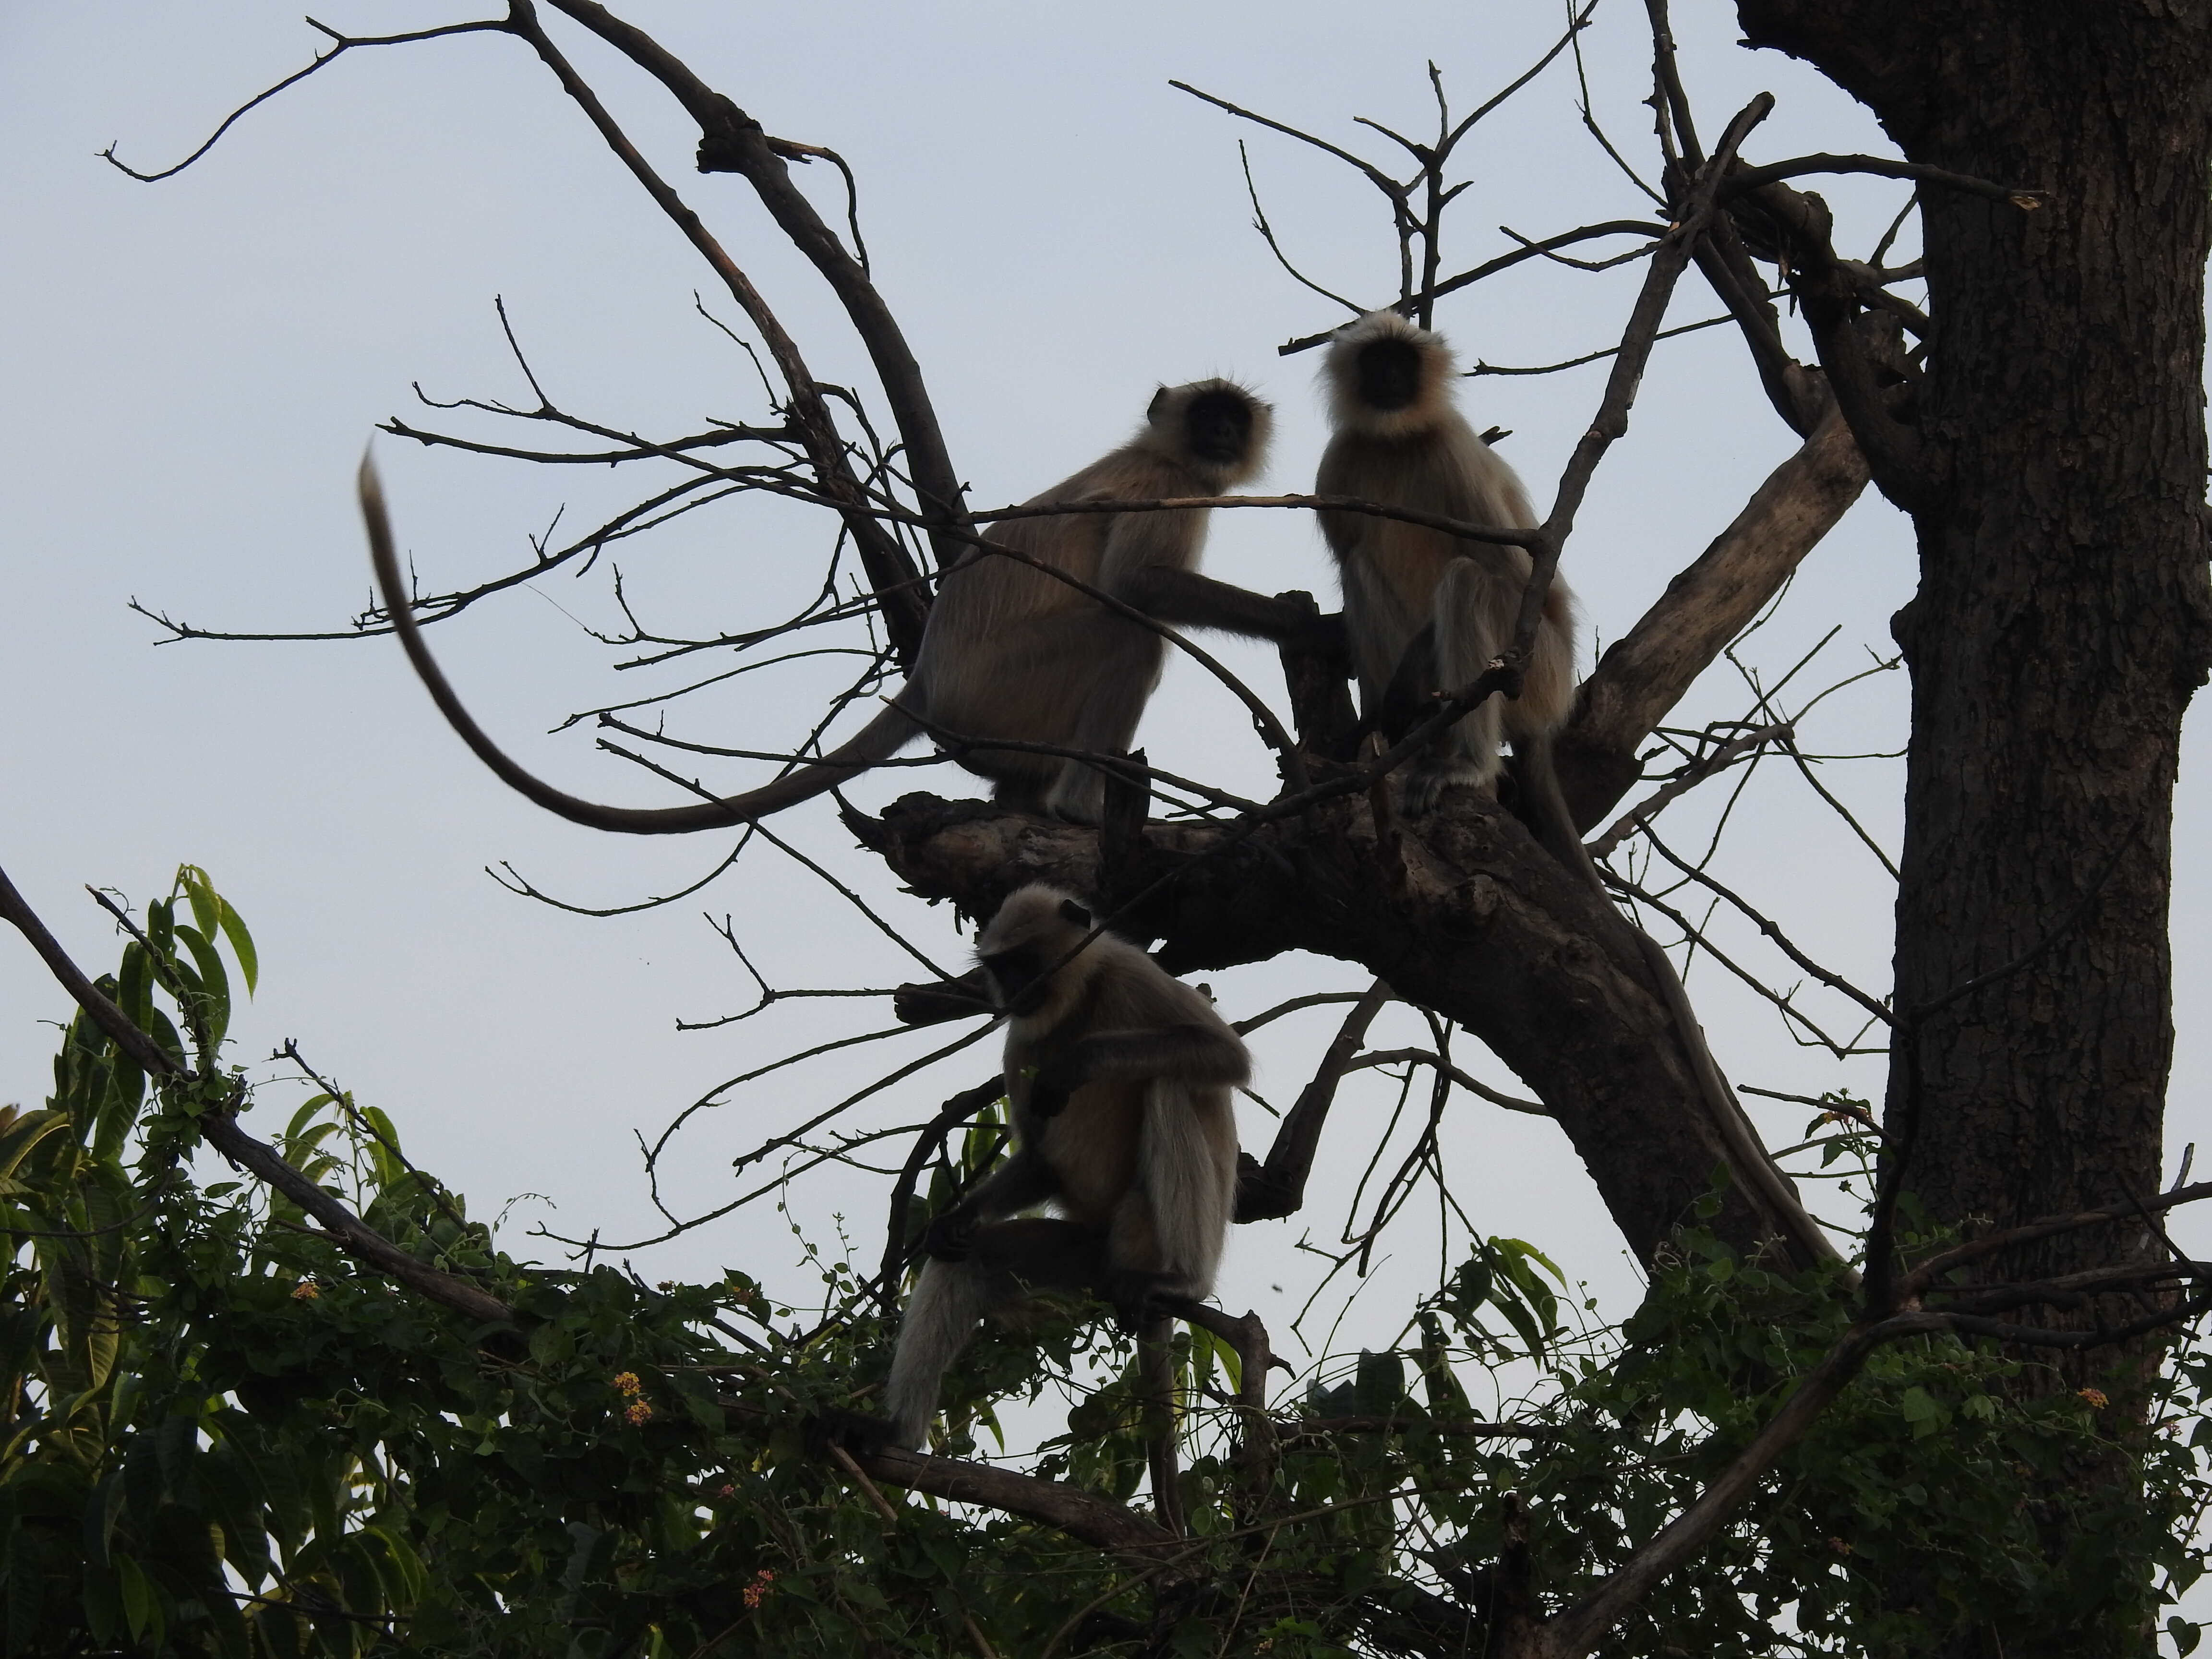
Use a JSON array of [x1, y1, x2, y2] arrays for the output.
[[1092, 1182, 1171, 1331], [1091, 1194, 1190, 1532], [923, 1147, 1061, 1260], [1041, 620, 1164, 826], [933, 610, 1153, 820], [1404, 558, 1512, 814], [967, 1217, 1107, 1288]]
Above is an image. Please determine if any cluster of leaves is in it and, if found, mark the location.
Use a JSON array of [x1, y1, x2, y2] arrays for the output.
[[1502, 1198, 2211, 1657], [4, 870, 2208, 1657]]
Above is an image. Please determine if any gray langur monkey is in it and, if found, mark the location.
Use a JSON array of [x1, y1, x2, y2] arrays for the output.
[[1314, 311, 1577, 818], [848, 883, 1248, 1452], [1315, 313, 1842, 1273], [359, 380, 1314, 833]]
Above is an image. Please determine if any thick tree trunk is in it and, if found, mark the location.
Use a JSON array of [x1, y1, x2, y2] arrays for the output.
[[1741, 4, 2212, 1650], [1889, 23, 2210, 1332]]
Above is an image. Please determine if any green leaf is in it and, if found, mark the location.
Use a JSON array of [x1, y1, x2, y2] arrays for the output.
[[1353, 1350, 1405, 1417], [115, 1553, 154, 1644], [361, 1102, 407, 1191], [257, 1599, 306, 1659], [91, 1053, 144, 1162], [279, 1120, 342, 1168], [1899, 1385, 1949, 1439], [142, 1007, 187, 1071], [2170, 1617, 2201, 1657], [175, 923, 231, 1049], [285, 1094, 335, 1140], [1494, 1236, 1567, 1286], [146, 898, 173, 962], [81, 1312, 118, 1395], [117, 942, 154, 1032], [1194, 1322, 1241, 1394], [0, 1111, 66, 1182], [364, 1523, 429, 1608], [7, 1530, 44, 1655], [180, 865, 220, 944], [1491, 1289, 1549, 1358], [193, 871, 260, 999]]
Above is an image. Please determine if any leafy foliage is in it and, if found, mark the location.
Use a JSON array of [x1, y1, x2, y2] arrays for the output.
[[2, 871, 2206, 1657]]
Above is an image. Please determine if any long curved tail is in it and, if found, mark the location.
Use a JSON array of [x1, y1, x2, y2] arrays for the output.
[[359, 457, 915, 834]]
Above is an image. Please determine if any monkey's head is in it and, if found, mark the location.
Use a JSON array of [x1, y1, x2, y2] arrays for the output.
[[976, 883, 1104, 1024], [1142, 379, 1273, 485], [1322, 311, 1458, 440]]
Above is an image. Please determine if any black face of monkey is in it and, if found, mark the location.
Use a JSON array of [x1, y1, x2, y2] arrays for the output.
[[981, 946, 1046, 1012], [979, 899, 1092, 1014], [1184, 392, 1254, 466], [1354, 338, 1424, 412]]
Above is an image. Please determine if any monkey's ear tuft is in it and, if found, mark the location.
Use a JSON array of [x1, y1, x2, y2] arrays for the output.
[[1146, 385, 1169, 423], [1059, 899, 1094, 930]]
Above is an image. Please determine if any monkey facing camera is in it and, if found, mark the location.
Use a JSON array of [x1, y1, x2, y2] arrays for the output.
[[1316, 310, 1578, 818], [821, 883, 1249, 1454]]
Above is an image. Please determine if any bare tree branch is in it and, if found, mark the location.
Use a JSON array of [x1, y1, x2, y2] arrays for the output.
[[1555, 405, 1870, 828], [541, 0, 973, 568]]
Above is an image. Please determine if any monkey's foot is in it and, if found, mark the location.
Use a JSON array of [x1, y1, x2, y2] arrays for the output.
[[807, 1407, 904, 1459], [1106, 1269, 1182, 1334], [922, 1209, 978, 1261], [1401, 757, 1499, 817], [1042, 771, 1106, 826]]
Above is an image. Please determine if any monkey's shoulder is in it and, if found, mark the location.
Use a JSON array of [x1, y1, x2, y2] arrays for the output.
[[1322, 426, 1525, 517], [1082, 958, 1226, 1034], [1026, 445, 1208, 512]]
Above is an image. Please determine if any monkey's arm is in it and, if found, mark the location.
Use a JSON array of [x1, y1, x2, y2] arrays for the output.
[[1117, 566, 1343, 649], [923, 1147, 1060, 1259], [1030, 1024, 1251, 1117]]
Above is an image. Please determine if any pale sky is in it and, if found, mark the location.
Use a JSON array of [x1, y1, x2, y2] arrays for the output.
[[3, 1, 2205, 1382]]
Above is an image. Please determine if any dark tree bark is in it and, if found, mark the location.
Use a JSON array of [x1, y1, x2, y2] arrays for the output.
[[1739, 5, 2212, 1650], [852, 786, 1823, 1271]]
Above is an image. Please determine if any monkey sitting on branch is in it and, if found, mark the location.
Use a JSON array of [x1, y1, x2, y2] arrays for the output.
[[1315, 311, 1578, 818], [827, 883, 1248, 1454], [1314, 314, 1842, 1271], [359, 379, 1318, 831]]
